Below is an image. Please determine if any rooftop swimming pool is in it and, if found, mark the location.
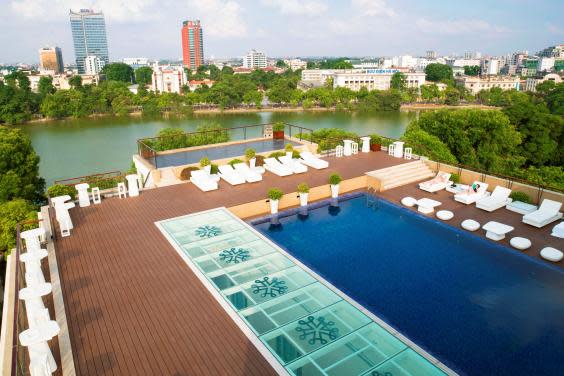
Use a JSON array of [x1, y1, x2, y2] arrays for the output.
[[253, 194, 564, 375], [155, 139, 301, 168], [156, 207, 450, 376]]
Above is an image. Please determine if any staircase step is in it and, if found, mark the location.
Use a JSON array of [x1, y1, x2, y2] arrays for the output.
[[367, 160, 436, 191]]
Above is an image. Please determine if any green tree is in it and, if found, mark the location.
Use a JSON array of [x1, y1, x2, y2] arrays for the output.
[[420, 84, 441, 102], [38, 76, 56, 97], [390, 72, 407, 91], [401, 127, 457, 164], [425, 63, 453, 82], [544, 82, 563, 115], [101, 62, 134, 83], [463, 65, 481, 76], [444, 87, 460, 105], [135, 66, 153, 86], [0, 126, 45, 203], [68, 75, 82, 89], [275, 60, 287, 68], [0, 199, 37, 256]]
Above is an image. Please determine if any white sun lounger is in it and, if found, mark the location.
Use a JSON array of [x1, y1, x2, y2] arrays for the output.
[[233, 163, 262, 183], [522, 199, 563, 228], [278, 155, 308, 174], [190, 170, 218, 192], [419, 172, 452, 193], [476, 186, 512, 212], [218, 165, 246, 185], [264, 158, 293, 176], [454, 182, 489, 205], [300, 151, 329, 169]]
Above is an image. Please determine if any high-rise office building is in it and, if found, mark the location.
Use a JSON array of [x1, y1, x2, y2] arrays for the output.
[[426, 50, 437, 59], [39, 47, 64, 73], [181, 20, 204, 70], [243, 49, 267, 69], [70, 9, 109, 74]]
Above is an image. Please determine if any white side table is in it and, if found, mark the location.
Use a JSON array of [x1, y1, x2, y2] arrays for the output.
[[416, 198, 441, 214], [343, 140, 353, 156], [126, 174, 140, 197], [482, 221, 514, 241], [393, 141, 404, 158], [75, 183, 90, 207], [360, 137, 371, 153]]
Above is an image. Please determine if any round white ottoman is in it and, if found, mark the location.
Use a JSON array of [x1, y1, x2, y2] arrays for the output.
[[461, 219, 480, 231], [540, 247, 563, 262], [436, 210, 454, 221], [401, 197, 417, 207], [510, 237, 531, 250]]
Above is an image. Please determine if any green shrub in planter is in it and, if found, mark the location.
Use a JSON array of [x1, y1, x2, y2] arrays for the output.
[[297, 183, 309, 193], [199, 157, 211, 167], [255, 155, 265, 166], [451, 173, 460, 184], [292, 150, 301, 159], [369, 134, 383, 145], [245, 148, 256, 161], [272, 122, 285, 132], [268, 151, 285, 158], [48, 184, 76, 200], [329, 173, 342, 185], [180, 166, 200, 181], [210, 164, 219, 174], [509, 191, 531, 204], [268, 188, 283, 200], [228, 158, 244, 166], [285, 143, 294, 152]]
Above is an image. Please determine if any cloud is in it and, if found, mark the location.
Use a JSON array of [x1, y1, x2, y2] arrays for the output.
[[187, 0, 247, 38], [261, 0, 328, 16], [415, 18, 510, 34], [351, 0, 396, 17]]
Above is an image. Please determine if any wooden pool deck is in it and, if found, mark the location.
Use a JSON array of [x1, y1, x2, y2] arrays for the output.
[[52, 151, 563, 375]]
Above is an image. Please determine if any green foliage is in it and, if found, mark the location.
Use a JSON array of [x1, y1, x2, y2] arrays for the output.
[[199, 157, 211, 167], [210, 163, 219, 174], [68, 75, 82, 89], [102, 63, 134, 83], [0, 75, 39, 124], [444, 88, 460, 105], [151, 123, 229, 151], [285, 143, 293, 152], [0, 199, 37, 255], [245, 148, 256, 160], [268, 151, 285, 158], [390, 72, 407, 91], [329, 173, 342, 185], [38, 76, 56, 98], [276, 60, 287, 68], [369, 134, 383, 145], [463, 66, 481, 76], [450, 173, 460, 184], [47, 184, 76, 200], [297, 183, 309, 193], [272, 122, 285, 131], [509, 191, 531, 204], [297, 128, 358, 153], [0, 126, 45, 203], [513, 165, 564, 190], [292, 150, 301, 158], [135, 66, 153, 86], [318, 59, 353, 69], [420, 84, 441, 102], [544, 82, 563, 115], [356, 90, 402, 112], [401, 127, 457, 164], [228, 158, 243, 166], [425, 63, 453, 82], [268, 188, 283, 200], [180, 166, 200, 181], [154, 127, 187, 151]]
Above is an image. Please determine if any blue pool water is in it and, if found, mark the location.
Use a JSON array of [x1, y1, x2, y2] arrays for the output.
[[253, 195, 564, 375], [155, 139, 301, 168]]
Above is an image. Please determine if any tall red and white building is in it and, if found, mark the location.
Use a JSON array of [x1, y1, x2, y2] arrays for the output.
[[181, 20, 204, 70]]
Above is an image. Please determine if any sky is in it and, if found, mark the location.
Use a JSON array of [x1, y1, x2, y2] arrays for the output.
[[1, 0, 563, 64]]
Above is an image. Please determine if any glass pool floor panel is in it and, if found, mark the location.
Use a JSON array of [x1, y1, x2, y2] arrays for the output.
[[156, 208, 447, 376]]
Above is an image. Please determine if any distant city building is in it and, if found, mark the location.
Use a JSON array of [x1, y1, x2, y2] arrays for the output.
[[446, 58, 480, 68], [84, 55, 105, 75], [426, 50, 437, 59], [525, 73, 562, 92], [188, 79, 215, 91], [392, 55, 416, 68], [464, 51, 481, 59], [456, 76, 520, 95], [181, 20, 204, 70], [151, 64, 187, 93], [243, 49, 267, 69], [69, 9, 109, 74], [123, 58, 150, 70], [481, 59, 500, 75], [286, 58, 307, 71], [39, 47, 64, 73], [537, 45, 564, 58], [537, 57, 555, 72], [301, 68, 424, 91]]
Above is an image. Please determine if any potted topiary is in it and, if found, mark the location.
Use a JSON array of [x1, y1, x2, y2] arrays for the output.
[[285, 143, 294, 159], [450, 173, 460, 187], [297, 183, 309, 207], [200, 157, 211, 174], [268, 188, 284, 214], [273, 122, 285, 140], [329, 173, 342, 198], [245, 148, 256, 169], [370, 134, 383, 152]]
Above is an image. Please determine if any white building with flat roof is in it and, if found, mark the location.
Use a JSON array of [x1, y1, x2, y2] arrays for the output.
[[243, 49, 267, 69], [123, 58, 150, 69], [84, 55, 105, 75], [537, 57, 555, 72], [151, 64, 187, 93], [456, 76, 520, 95], [333, 69, 425, 91], [286, 59, 307, 71]]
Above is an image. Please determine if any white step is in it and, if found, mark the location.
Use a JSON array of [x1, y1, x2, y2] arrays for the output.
[[367, 160, 435, 191]]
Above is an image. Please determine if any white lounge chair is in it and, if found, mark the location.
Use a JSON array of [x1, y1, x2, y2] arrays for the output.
[[454, 182, 489, 205], [300, 151, 329, 169], [551, 222, 564, 238], [419, 172, 452, 193], [190, 170, 218, 192], [218, 165, 246, 185], [522, 199, 563, 228], [278, 155, 308, 174], [476, 186, 512, 212], [264, 158, 293, 176], [233, 163, 262, 183]]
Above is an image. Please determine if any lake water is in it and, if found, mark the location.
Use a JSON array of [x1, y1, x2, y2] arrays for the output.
[[16, 111, 415, 185]]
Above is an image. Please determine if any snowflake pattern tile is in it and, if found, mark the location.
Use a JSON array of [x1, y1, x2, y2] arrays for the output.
[[295, 315, 339, 345], [251, 276, 288, 298], [195, 225, 222, 238], [219, 248, 251, 264]]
